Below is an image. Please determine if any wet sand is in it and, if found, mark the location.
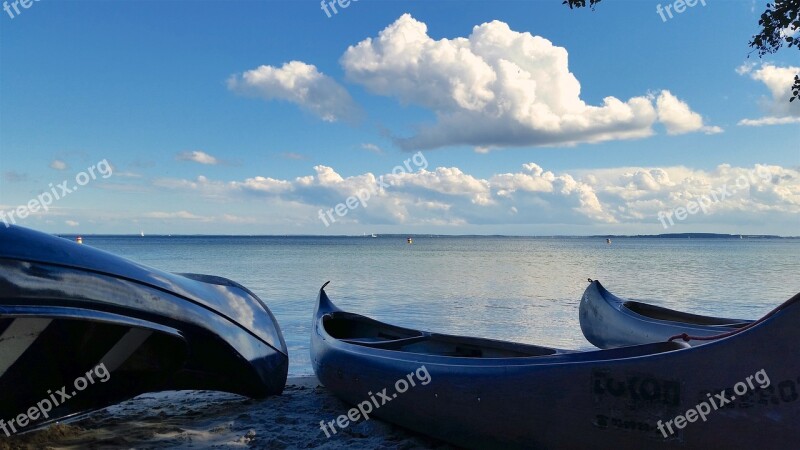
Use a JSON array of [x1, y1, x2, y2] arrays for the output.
[[0, 376, 454, 449]]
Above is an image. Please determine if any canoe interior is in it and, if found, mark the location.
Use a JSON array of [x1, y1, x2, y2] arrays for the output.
[[324, 312, 558, 358], [624, 301, 751, 327]]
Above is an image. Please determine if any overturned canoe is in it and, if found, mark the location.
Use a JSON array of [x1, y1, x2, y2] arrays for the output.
[[0, 225, 288, 434], [580, 280, 752, 348], [312, 282, 799, 449]]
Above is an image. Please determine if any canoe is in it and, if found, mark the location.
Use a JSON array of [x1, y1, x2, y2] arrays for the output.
[[311, 282, 800, 449], [0, 225, 288, 434], [580, 280, 753, 348]]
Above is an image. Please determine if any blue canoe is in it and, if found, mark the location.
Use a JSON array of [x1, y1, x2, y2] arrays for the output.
[[580, 280, 753, 348], [312, 282, 799, 449], [0, 225, 288, 432]]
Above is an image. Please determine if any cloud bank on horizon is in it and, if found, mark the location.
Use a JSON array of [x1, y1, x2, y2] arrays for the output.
[[128, 161, 799, 232], [15, 158, 798, 234]]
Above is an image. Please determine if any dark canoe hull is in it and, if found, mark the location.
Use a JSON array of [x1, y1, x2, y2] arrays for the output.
[[580, 280, 753, 348], [311, 284, 800, 449], [0, 226, 288, 431]]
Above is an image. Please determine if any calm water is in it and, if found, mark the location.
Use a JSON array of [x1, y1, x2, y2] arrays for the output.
[[75, 236, 800, 375]]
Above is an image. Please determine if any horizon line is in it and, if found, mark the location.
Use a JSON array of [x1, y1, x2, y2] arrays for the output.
[[52, 233, 800, 239]]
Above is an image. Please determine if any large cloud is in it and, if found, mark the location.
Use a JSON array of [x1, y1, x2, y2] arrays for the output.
[[340, 14, 720, 150], [737, 63, 800, 126], [228, 61, 360, 123]]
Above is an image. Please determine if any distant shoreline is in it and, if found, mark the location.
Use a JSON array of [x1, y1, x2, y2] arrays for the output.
[[54, 233, 799, 239]]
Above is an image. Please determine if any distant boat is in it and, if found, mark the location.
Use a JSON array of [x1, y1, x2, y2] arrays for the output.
[[140, 231, 145, 237], [407, 237, 413, 244], [371, 234, 378, 238], [740, 235, 744, 239]]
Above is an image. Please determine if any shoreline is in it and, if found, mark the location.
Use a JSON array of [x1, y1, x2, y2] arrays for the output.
[[0, 376, 453, 449]]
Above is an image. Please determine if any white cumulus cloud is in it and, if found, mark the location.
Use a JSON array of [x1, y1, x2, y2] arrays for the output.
[[143, 211, 207, 220], [50, 160, 68, 170], [656, 91, 723, 135], [361, 143, 385, 154], [340, 14, 719, 150], [176, 151, 220, 165], [228, 61, 360, 123], [737, 63, 800, 126]]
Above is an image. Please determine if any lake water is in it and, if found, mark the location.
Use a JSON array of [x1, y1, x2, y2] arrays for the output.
[[76, 235, 800, 375]]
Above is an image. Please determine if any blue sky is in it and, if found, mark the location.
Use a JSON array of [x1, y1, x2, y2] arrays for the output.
[[0, 0, 798, 235]]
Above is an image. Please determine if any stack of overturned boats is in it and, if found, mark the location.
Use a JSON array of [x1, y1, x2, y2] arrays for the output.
[[312, 281, 799, 449], [0, 225, 288, 433]]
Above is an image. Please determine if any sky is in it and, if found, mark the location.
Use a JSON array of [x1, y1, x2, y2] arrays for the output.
[[0, 0, 798, 235]]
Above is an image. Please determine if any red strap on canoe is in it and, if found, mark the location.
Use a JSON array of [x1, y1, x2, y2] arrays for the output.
[[668, 291, 800, 344]]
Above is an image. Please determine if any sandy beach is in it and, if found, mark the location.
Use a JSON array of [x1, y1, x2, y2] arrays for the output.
[[0, 376, 453, 450]]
